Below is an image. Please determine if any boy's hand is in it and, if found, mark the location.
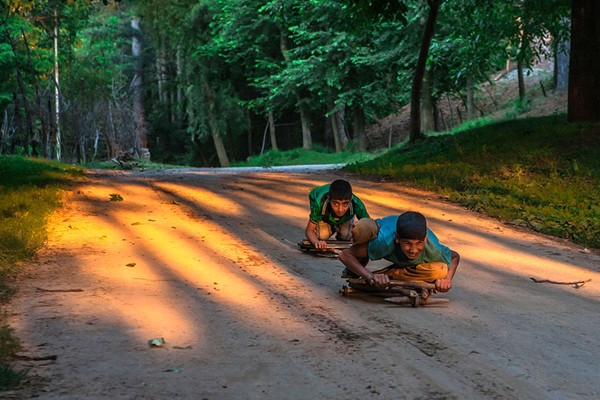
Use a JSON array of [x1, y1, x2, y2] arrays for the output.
[[434, 278, 452, 292], [314, 240, 328, 250], [369, 273, 390, 288]]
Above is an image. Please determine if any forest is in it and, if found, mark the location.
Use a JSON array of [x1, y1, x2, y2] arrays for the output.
[[1, 0, 598, 167]]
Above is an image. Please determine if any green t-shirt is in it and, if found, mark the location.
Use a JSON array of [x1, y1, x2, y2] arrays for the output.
[[308, 183, 369, 227]]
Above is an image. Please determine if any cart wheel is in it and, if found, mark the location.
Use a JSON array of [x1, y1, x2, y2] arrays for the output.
[[410, 295, 420, 307]]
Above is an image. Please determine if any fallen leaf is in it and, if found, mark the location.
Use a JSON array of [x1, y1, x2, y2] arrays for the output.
[[148, 337, 166, 347]]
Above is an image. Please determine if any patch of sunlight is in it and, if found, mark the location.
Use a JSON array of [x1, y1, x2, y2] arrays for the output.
[[153, 181, 243, 215]]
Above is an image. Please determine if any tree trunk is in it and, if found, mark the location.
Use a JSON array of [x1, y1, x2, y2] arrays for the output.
[[203, 81, 230, 167], [517, 58, 525, 101], [568, 0, 600, 122], [409, 0, 441, 142], [5, 28, 34, 156], [466, 75, 474, 121], [156, 36, 167, 104], [336, 108, 348, 149], [131, 17, 150, 160], [176, 45, 184, 123], [280, 30, 313, 149], [298, 101, 312, 150], [330, 112, 342, 152], [554, 18, 570, 93], [54, 8, 61, 161], [421, 69, 435, 133], [268, 110, 278, 150], [353, 108, 367, 152], [211, 130, 230, 168], [20, 26, 46, 157], [107, 101, 119, 159], [12, 92, 21, 154]]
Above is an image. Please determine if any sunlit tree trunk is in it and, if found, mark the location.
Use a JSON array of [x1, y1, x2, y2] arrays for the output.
[[268, 110, 278, 150], [131, 17, 150, 160], [54, 8, 61, 161]]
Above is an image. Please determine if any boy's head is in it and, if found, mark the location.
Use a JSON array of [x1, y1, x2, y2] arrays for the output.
[[328, 179, 353, 200], [352, 218, 379, 245], [328, 179, 353, 217], [395, 211, 427, 260]]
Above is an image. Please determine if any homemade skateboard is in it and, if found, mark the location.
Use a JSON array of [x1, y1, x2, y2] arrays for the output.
[[339, 276, 449, 307], [298, 239, 352, 258]]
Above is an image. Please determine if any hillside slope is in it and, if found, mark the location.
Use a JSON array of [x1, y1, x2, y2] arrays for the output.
[[366, 64, 567, 149]]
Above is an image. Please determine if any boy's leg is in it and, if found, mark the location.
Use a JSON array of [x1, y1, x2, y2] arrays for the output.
[[385, 262, 448, 283], [316, 221, 333, 240], [334, 219, 353, 241]]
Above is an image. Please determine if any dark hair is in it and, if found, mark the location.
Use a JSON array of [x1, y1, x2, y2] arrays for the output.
[[395, 211, 427, 240], [328, 179, 353, 200]]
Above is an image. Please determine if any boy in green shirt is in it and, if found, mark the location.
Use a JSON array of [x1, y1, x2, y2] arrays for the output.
[[304, 179, 370, 249]]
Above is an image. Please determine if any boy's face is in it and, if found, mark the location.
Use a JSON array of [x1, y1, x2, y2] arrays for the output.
[[330, 199, 351, 217], [395, 236, 426, 260]]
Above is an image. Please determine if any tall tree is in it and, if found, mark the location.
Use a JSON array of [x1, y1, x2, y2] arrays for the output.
[[130, 16, 150, 160], [568, 0, 600, 122], [409, 0, 441, 142]]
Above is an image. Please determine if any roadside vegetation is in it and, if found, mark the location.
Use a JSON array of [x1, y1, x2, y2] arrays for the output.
[[233, 146, 375, 168], [0, 156, 83, 389], [346, 116, 600, 249]]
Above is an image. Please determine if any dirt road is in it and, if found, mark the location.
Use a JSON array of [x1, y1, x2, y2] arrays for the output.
[[6, 167, 600, 399]]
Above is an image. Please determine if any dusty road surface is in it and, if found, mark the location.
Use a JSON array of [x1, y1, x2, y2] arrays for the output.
[[6, 166, 600, 399]]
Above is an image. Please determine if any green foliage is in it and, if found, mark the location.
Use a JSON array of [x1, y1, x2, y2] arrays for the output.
[[0, 323, 27, 390], [0, 324, 21, 362], [0, 363, 29, 390], [347, 117, 600, 249], [234, 147, 373, 168]]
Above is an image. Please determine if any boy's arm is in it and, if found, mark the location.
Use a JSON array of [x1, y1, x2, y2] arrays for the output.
[[339, 244, 390, 287], [435, 250, 460, 292], [305, 220, 327, 249], [353, 197, 370, 219]]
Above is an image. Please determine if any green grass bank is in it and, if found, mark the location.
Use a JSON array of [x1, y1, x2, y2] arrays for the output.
[[0, 156, 83, 389], [346, 116, 600, 249]]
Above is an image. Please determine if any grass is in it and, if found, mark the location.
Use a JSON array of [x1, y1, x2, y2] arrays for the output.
[[233, 146, 375, 167], [346, 115, 600, 249], [82, 159, 184, 170], [0, 155, 83, 390]]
